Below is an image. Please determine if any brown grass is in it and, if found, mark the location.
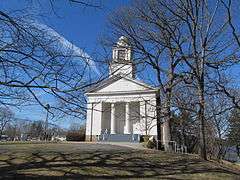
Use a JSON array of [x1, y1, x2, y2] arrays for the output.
[[0, 142, 239, 179]]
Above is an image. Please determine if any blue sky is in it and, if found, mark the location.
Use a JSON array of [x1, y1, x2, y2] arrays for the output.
[[0, 0, 130, 129], [1, 0, 239, 129]]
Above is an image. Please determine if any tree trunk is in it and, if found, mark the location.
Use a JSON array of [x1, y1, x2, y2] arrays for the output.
[[198, 81, 207, 160], [163, 90, 172, 150], [156, 89, 162, 150], [236, 145, 240, 158]]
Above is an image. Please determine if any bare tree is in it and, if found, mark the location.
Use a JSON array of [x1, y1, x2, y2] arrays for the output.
[[106, 0, 240, 159], [228, 108, 240, 159], [0, 107, 14, 135], [105, 0, 188, 150], [0, 5, 105, 122], [205, 93, 233, 159], [213, 0, 240, 110]]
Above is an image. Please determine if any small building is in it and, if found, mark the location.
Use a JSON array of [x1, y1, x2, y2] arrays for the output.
[[85, 37, 170, 142], [51, 135, 66, 142], [0, 135, 9, 141]]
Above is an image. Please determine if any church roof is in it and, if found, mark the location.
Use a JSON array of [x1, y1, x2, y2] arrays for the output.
[[86, 74, 156, 94]]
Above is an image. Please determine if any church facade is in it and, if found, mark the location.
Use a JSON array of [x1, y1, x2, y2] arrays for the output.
[[85, 37, 163, 142]]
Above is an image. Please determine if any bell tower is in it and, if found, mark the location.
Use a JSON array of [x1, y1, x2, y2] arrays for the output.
[[109, 36, 135, 78]]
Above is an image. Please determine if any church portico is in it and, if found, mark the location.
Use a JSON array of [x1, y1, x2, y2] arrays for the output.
[[86, 94, 157, 141], [101, 101, 140, 135]]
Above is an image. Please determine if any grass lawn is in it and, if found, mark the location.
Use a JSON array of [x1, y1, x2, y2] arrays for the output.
[[0, 142, 239, 179]]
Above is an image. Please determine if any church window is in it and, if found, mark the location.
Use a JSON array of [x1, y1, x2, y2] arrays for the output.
[[118, 50, 125, 60]]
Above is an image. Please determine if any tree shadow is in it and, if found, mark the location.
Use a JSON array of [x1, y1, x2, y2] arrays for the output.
[[0, 145, 239, 179]]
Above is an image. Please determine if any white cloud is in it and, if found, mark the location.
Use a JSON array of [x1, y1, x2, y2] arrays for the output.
[[27, 21, 100, 75]]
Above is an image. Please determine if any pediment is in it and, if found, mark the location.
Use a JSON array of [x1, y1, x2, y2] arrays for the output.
[[86, 75, 155, 94]]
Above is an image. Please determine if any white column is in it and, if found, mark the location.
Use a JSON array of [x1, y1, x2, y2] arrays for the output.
[[125, 102, 131, 134], [110, 103, 116, 134], [90, 103, 94, 141], [92, 102, 102, 135], [148, 99, 157, 135], [86, 102, 93, 141], [144, 100, 148, 135], [140, 100, 148, 135]]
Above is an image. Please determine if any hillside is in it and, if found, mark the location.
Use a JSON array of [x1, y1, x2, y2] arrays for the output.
[[0, 142, 239, 179]]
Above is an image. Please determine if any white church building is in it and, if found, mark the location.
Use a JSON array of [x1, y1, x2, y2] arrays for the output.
[[85, 37, 168, 142]]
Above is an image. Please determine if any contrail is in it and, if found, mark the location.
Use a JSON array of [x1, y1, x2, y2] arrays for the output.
[[26, 20, 100, 75]]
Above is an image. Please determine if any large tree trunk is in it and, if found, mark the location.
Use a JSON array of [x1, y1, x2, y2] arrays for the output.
[[162, 89, 172, 150], [236, 145, 240, 158], [156, 89, 162, 150], [198, 81, 207, 160]]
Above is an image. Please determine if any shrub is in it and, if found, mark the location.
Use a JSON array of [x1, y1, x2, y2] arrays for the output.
[[140, 135, 151, 142], [146, 139, 156, 149], [66, 132, 85, 141]]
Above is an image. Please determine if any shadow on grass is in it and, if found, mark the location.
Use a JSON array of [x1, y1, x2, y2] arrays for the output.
[[0, 147, 239, 179]]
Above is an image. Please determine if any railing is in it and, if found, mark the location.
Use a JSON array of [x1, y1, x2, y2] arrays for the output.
[[97, 129, 109, 141], [157, 140, 188, 154], [97, 129, 140, 142]]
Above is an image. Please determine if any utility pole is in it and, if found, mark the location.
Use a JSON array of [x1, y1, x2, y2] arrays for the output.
[[45, 104, 50, 141]]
